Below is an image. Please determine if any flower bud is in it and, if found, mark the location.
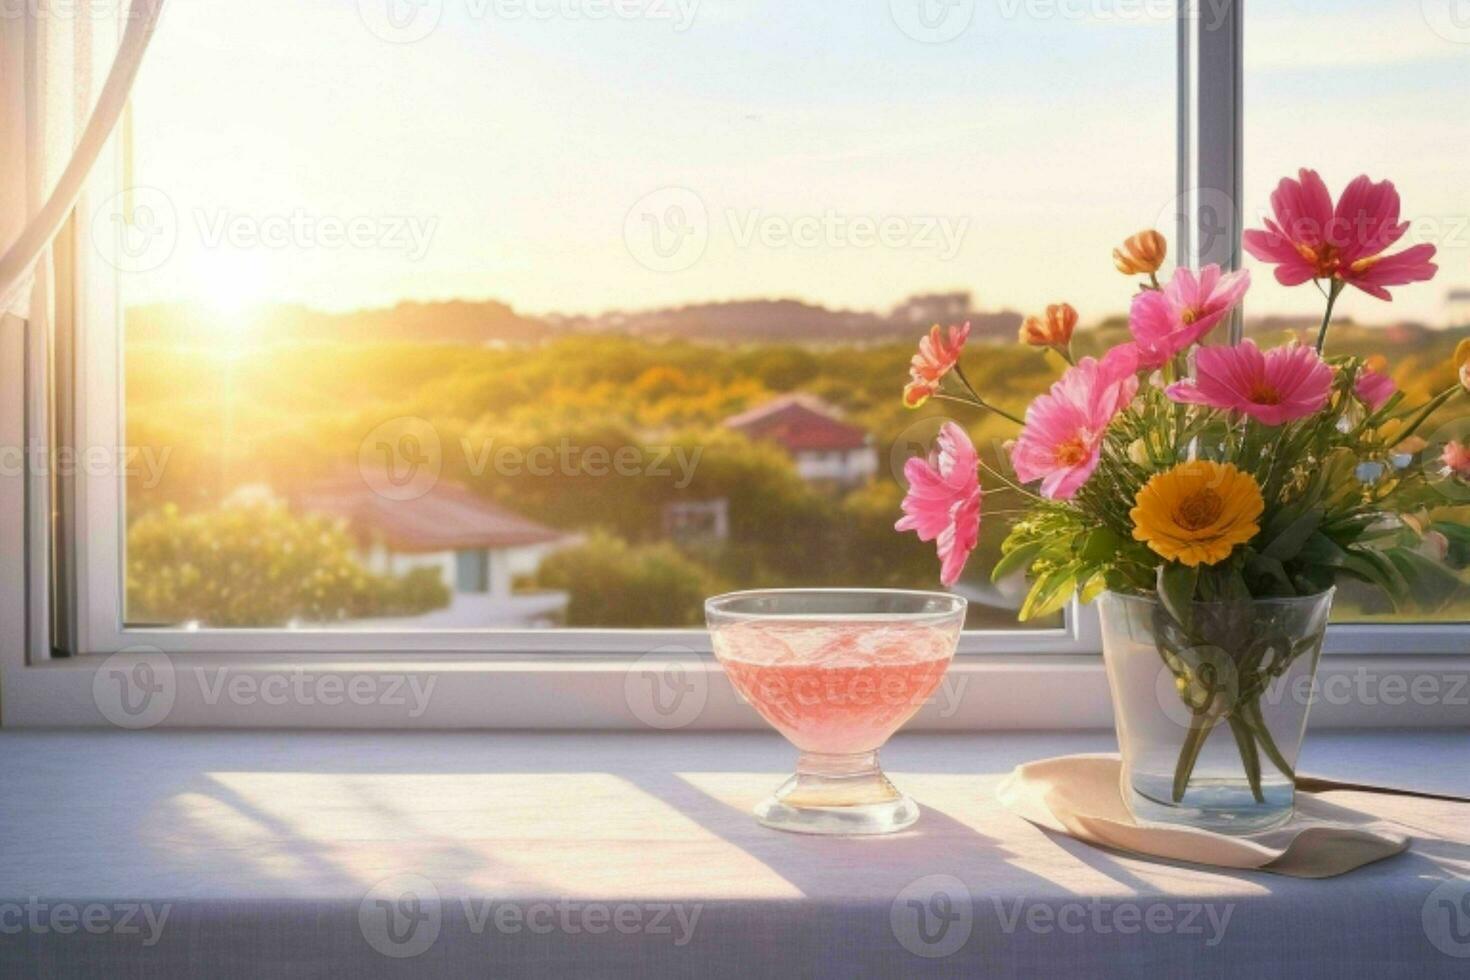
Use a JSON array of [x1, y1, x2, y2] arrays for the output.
[[1018, 303, 1078, 348], [1113, 229, 1167, 277], [1456, 339, 1470, 393]]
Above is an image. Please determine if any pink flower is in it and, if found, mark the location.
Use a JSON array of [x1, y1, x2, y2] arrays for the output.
[[1128, 265, 1251, 368], [1011, 346, 1141, 500], [1243, 169, 1438, 300], [1443, 440, 1470, 481], [896, 422, 982, 586], [903, 322, 971, 408], [1353, 366, 1397, 411], [1166, 340, 1333, 426]]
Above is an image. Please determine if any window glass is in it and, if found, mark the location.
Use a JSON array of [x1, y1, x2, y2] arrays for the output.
[[119, 1, 1173, 630], [1244, 0, 1470, 623]]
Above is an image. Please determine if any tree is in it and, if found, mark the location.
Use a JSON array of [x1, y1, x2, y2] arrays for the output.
[[126, 501, 447, 627], [533, 531, 723, 627]]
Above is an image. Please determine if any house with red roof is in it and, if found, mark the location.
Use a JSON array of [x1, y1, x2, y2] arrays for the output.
[[292, 479, 575, 627], [725, 394, 878, 488]]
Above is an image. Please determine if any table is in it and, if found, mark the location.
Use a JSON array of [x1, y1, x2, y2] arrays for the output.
[[0, 730, 1466, 978]]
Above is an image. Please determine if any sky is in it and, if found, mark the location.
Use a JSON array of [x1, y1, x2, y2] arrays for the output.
[[119, 0, 1469, 327]]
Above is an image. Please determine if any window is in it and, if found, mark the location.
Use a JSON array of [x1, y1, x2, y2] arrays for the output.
[[90, 0, 1175, 646], [1244, 1, 1470, 624], [455, 551, 491, 595], [6, 2, 1465, 732]]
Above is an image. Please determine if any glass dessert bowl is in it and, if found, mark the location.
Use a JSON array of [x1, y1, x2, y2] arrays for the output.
[[705, 589, 966, 835]]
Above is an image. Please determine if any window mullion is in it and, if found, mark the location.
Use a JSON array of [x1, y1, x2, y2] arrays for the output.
[[1182, 0, 1244, 342]]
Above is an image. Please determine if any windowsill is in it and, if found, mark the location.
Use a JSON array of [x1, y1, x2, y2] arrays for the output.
[[0, 729, 1465, 975], [5, 652, 1469, 729]]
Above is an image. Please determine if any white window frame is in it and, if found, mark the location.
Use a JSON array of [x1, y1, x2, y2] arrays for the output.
[[2, 1, 1466, 729]]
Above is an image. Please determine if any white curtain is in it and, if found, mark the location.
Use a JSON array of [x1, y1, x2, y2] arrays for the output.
[[0, 0, 166, 319]]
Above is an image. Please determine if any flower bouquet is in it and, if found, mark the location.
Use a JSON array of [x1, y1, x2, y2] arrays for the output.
[[896, 169, 1470, 830]]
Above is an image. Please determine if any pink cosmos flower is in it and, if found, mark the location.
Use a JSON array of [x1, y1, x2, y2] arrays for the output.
[[895, 422, 982, 586], [1353, 366, 1397, 411], [1011, 346, 1141, 500], [1128, 264, 1251, 368], [1166, 340, 1333, 426], [903, 322, 971, 408], [1443, 440, 1470, 481], [1243, 169, 1438, 300]]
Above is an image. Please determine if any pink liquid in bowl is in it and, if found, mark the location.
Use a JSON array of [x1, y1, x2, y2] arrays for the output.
[[711, 620, 957, 754]]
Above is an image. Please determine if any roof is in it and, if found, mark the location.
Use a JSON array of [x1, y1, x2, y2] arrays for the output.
[[725, 394, 869, 452], [294, 479, 566, 553]]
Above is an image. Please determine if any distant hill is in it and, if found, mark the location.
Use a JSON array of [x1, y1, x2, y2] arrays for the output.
[[126, 299, 550, 346], [123, 294, 1440, 349], [126, 294, 1026, 347]]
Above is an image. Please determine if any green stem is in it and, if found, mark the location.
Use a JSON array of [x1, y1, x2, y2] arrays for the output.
[[952, 364, 1028, 426], [1242, 699, 1296, 782], [975, 459, 1044, 501], [1173, 713, 1218, 803], [1314, 279, 1345, 354], [1395, 384, 1464, 445], [1227, 714, 1266, 803]]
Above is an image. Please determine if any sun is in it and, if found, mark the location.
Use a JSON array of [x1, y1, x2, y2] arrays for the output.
[[189, 258, 268, 340]]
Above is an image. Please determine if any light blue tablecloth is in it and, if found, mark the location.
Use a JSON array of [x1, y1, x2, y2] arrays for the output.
[[0, 730, 1465, 978]]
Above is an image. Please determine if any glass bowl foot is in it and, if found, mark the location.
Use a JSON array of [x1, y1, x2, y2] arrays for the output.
[[755, 751, 919, 835]]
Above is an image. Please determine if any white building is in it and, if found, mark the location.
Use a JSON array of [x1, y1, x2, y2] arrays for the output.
[[1445, 288, 1470, 329], [294, 479, 574, 627], [725, 395, 878, 489], [891, 292, 971, 327]]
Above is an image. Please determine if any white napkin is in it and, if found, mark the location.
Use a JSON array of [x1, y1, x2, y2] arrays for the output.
[[997, 754, 1412, 878]]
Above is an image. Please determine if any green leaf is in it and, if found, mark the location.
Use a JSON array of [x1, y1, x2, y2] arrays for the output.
[[1244, 552, 1295, 596], [1298, 531, 1349, 567], [1384, 547, 1464, 612], [1020, 564, 1079, 622], [1078, 570, 1109, 605], [1338, 549, 1404, 603], [1081, 527, 1125, 563], [1262, 507, 1323, 562], [990, 539, 1044, 583], [1156, 562, 1199, 629]]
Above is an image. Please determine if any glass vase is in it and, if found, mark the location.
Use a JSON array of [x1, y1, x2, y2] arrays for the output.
[[1097, 589, 1333, 834]]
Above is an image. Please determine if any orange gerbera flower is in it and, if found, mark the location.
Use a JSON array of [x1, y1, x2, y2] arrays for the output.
[[903, 322, 971, 408], [1130, 461, 1264, 567]]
